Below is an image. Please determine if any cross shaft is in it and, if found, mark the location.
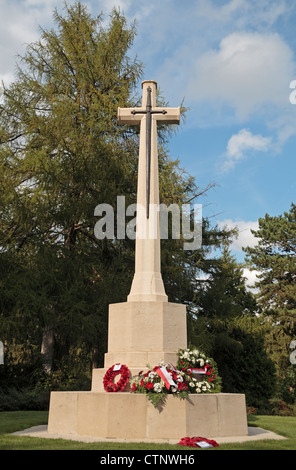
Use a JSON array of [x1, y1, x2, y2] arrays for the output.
[[117, 81, 180, 302]]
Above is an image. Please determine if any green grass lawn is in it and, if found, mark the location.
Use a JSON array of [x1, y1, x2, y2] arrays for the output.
[[0, 411, 296, 450]]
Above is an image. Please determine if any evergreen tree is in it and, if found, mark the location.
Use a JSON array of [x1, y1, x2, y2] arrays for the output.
[[197, 246, 256, 320], [189, 246, 258, 352], [186, 246, 277, 406], [213, 316, 276, 409], [0, 2, 144, 381], [244, 203, 296, 379]]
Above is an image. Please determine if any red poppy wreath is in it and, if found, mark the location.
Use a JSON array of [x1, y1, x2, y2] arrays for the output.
[[103, 364, 130, 392]]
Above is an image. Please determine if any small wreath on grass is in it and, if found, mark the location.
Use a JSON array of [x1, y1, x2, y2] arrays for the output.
[[103, 363, 130, 392], [178, 436, 219, 448]]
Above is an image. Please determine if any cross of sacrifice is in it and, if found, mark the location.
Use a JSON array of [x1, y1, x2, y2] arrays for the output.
[[118, 80, 180, 218], [117, 80, 180, 302]]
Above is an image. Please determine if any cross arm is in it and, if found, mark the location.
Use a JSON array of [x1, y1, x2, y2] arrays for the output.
[[117, 107, 145, 125], [117, 106, 181, 126], [153, 107, 180, 125]]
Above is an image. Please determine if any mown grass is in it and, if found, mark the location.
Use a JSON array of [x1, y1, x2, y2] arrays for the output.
[[0, 411, 295, 450]]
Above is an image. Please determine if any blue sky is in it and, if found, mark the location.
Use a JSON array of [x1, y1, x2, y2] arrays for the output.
[[1, 0, 296, 284]]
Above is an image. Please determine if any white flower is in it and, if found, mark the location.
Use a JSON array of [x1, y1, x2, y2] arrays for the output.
[[153, 383, 162, 393], [196, 388, 201, 393]]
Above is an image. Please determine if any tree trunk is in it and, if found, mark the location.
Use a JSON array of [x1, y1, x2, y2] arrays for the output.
[[41, 323, 54, 374], [92, 347, 99, 369]]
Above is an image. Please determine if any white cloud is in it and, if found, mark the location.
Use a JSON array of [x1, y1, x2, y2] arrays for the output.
[[102, 0, 132, 11], [243, 267, 260, 292], [187, 31, 295, 120], [223, 128, 272, 170], [192, 0, 291, 31], [0, 0, 59, 85], [218, 219, 259, 251]]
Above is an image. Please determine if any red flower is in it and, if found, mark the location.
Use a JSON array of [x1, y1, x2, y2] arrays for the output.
[[145, 382, 154, 390], [102, 364, 130, 393], [178, 436, 219, 448]]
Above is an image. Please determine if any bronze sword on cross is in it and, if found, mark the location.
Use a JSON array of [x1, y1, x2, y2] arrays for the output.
[[130, 86, 167, 218], [117, 81, 180, 220]]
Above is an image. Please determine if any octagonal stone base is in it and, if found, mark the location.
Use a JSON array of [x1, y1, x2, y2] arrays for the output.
[[47, 392, 248, 441], [104, 301, 187, 369]]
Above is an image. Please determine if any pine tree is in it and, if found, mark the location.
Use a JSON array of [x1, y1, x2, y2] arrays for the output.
[[188, 246, 256, 370], [244, 203, 296, 376], [213, 315, 276, 408], [187, 247, 274, 404], [0, 3, 143, 379], [189, 246, 257, 350], [195, 246, 257, 321]]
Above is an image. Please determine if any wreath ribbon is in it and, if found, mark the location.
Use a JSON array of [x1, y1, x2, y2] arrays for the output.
[[189, 368, 206, 374], [156, 366, 176, 390]]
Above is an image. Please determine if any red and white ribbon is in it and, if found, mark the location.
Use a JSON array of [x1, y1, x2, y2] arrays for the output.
[[156, 366, 176, 390]]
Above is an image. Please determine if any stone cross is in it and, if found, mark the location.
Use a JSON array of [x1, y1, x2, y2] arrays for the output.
[[118, 80, 180, 302]]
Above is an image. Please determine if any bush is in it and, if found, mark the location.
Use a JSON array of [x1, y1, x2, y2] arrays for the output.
[[0, 387, 49, 411], [276, 365, 296, 404], [213, 319, 276, 408], [269, 399, 295, 416]]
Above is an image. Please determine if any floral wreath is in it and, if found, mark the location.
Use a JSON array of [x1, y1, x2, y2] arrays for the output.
[[130, 362, 188, 407], [176, 348, 220, 390], [130, 349, 221, 407], [103, 364, 130, 392], [178, 436, 219, 448]]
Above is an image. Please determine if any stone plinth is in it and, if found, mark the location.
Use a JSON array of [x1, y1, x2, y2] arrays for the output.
[[92, 300, 187, 393], [47, 392, 248, 441], [104, 301, 187, 368], [48, 299, 248, 441]]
